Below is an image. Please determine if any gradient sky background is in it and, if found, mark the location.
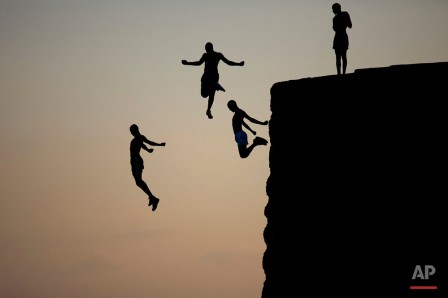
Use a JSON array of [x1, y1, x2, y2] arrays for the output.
[[1, 1, 447, 297]]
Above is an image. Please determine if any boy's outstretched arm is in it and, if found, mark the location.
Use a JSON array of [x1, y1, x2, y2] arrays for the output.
[[182, 60, 202, 66], [142, 143, 154, 154], [245, 113, 269, 126], [220, 54, 244, 66], [242, 121, 256, 135], [182, 54, 206, 66], [143, 136, 166, 147]]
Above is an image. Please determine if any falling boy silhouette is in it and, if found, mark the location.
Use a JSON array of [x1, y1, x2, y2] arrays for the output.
[[227, 100, 269, 158], [129, 124, 166, 211], [182, 42, 244, 119]]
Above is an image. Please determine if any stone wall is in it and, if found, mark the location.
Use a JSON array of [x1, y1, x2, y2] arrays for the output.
[[263, 62, 448, 297]]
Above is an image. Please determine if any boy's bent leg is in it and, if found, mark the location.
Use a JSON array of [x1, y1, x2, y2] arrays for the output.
[[238, 145, 250, 159], [201, 88, 209, 98], [201, 81, 211, 98], [206, 90, 216, 119], [136, 178, 153, 198]]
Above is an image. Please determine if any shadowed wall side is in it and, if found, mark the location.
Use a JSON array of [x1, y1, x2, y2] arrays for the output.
[[263, 62, 448, 297]]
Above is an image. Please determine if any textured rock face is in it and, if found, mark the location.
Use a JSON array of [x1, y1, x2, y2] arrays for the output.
[[263, 62, 447, 297]]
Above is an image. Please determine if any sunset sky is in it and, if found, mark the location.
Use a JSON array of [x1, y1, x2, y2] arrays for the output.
[[1, 1, 447, 297]]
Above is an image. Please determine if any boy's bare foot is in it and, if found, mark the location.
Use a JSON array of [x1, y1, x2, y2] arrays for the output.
[[254, 136, 268, 146], [216, 83, 225, 92], [150, 197, 160, 211]]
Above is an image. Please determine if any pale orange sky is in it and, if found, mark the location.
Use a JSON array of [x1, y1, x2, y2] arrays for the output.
[[1, 1, 448, 297]]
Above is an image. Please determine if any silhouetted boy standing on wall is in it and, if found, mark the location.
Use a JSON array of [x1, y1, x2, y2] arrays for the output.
[[227, 100, 269, 158], [332, 3, 352, 75], [129, 124, 166, 211], [182, 42, 244, 119]]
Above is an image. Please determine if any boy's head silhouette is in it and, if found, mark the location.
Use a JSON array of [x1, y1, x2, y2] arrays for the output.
[[332, 3, 341, 14], [130, 124, 139, 136], [227, 99, 237, 111], [205, 42, 213, 53]]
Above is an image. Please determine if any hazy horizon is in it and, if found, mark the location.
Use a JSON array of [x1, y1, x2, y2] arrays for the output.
[[1, 1, 448, 297]]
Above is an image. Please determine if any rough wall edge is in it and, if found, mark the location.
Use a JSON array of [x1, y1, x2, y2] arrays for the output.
[[262, 61, 448, 298]]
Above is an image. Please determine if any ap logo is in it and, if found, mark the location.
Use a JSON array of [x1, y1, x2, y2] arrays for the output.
[[412, 265, 436, 280], [410, 265, 438, 291]]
